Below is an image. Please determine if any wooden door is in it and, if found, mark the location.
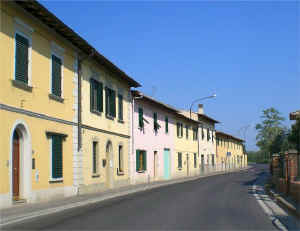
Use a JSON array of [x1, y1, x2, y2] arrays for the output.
[[13, 132, 20, 200], [163, 149, 170, 180]]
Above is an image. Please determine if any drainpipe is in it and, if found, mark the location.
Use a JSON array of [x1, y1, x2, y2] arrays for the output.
[[77, 50, 95, 152]]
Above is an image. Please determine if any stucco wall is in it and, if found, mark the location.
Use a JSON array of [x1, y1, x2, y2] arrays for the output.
[[132, 99, 175, 184]]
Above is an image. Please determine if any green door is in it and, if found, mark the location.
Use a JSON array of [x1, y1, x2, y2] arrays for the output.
[[164, 149, 170, 179]]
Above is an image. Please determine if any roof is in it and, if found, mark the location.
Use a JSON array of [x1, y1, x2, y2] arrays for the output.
[[13, 0, 141, 88], [179, 110, 220, 124], [216, 131, 244, 143], [132, 91, 200, 124], [290, 110, 300, 120]]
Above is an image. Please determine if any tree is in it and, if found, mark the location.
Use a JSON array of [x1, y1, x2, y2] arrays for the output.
[[289, 119, 300, 152], [255, 107, 286, 158]]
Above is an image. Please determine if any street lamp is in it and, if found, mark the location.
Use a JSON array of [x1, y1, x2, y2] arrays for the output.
[[189, 94, 216, 118]]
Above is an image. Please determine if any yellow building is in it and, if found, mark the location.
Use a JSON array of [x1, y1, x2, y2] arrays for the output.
[[0, 1, 78, 208], [172, 113, 199, 178], [77, 50, 140, 194], [0, 0, 141, 208], [216, 131, 246, 170]]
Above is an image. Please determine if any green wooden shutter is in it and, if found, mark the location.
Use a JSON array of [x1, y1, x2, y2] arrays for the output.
[[52, 135, 63, 179], [138, 108, 143, 128], [136, 150, 140, 171], [165, 117, 168, 133], [97, 82, 103, 112], [143, 151, 147, 170], [154, 112, 157, 131], [181, 124, 183, 137], [105, 87, 109, 115], [111, 90, 116, 117], [92, 142, 97, 174], [90, 79, 94, 111], [15, 33, 29, 84], [118, 94, 123, 120], [51, 55, 62, 97]]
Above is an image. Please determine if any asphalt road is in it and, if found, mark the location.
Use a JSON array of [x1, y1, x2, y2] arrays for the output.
[[5, 164, 276, 230]]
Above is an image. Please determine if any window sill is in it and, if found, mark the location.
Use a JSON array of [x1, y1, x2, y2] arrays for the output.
[[137, 170, 146, 173], [118, 119, 124, 124], [92, 174, 100, 178], [91, 110, 102, 116], [49, 179, 63, 183], [12, 80, 32, 92], [49, 94, 64, 103], [178, 168, 182, 171], [106, 114, 115, 120]]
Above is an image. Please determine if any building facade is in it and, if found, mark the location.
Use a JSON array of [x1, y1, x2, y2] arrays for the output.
[[77, 59, 140, 194], [131, 91, 176, 184], [173, 113, 199, 178], [216, 131, 246, 169], [180, 104, 219, 173], [0, 1, 78, 208]]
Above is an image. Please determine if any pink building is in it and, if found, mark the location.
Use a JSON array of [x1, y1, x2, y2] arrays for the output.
[[130, 91, 176, 184]]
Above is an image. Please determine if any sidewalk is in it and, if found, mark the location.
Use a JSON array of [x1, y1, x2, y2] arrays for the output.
[[252, 171, 300, 230], [0, 167, 249, 227]]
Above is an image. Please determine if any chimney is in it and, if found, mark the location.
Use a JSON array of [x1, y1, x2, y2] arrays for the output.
[[198, 104, 204, 114]]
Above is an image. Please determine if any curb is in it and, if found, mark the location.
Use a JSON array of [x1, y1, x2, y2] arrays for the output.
[[0, 167, 250, 227], [267, 189, 300, 219], [252, 183, 288, 231]]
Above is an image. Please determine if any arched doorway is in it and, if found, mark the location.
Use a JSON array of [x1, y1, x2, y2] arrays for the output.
[[12, 131, 20, 200], [106, 141, 114, 189], [10, 121, 32, 203]]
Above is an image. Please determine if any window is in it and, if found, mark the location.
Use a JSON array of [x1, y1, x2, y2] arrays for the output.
[[186, 125, 189, 139], [177, 122, 183, 137], [51, 54, 62, 97], [194, 153, 197, 168], [15, 33, 29, 84], [118, 94, 123, 121], [193, 127, 198, 140], [212, 154, 215, 166], [90, 79, 103, 113], [154, 112, 160, 132], [136, 150, 146, 172], [118, 145, 124, 173], [105, 87, 116, 118], [138, 107, 144, 128], [217, 138, 219, 146], [92, 141, 99, 174], [212, 131, 214, 143], [178, 152, 182, 169], [165, 116, 169, 133], [50, 135, 63, 180], [207, 128, 210, 141], [202, 127, 204, 140]]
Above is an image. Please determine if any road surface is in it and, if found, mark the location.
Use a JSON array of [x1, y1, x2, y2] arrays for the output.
[[5, 164, 276, 230]]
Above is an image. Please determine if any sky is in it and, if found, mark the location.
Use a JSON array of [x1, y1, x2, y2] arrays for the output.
[[41, 0, 299, 151]]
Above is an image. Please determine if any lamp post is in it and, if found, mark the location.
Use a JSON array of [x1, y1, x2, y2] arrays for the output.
[[189, 94, 216, 119]]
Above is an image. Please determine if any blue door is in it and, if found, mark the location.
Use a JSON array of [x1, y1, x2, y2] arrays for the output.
[[164, 149, 170, 179]]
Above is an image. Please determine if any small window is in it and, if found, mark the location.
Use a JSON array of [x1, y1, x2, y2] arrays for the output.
[[138, 107, 144, 128], [207, 128, 210, 141], [193, 127, 198, 140], [177, 122, 183, 137], [153, 112, 160, 132], [51, 54, 62, 97], [136, 150, 146, 171], [212, 131, 214, 143], [105, 87, 116, 118], [201, 127, 204, 140], [165, 116, 169, 133], [118, 94, 123, 121], [194, 153, 197, 168], [50, 135, 63, 179], [90, 79, 103, 113], [15, 33, 29, 84], [118, 145, 124, 173], [92, 141, 99, 174], [178, 152, 182, 169]]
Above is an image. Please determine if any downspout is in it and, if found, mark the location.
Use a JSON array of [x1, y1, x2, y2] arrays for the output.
[[131, 92, 134, 184], [77, 50, 95, 152]]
